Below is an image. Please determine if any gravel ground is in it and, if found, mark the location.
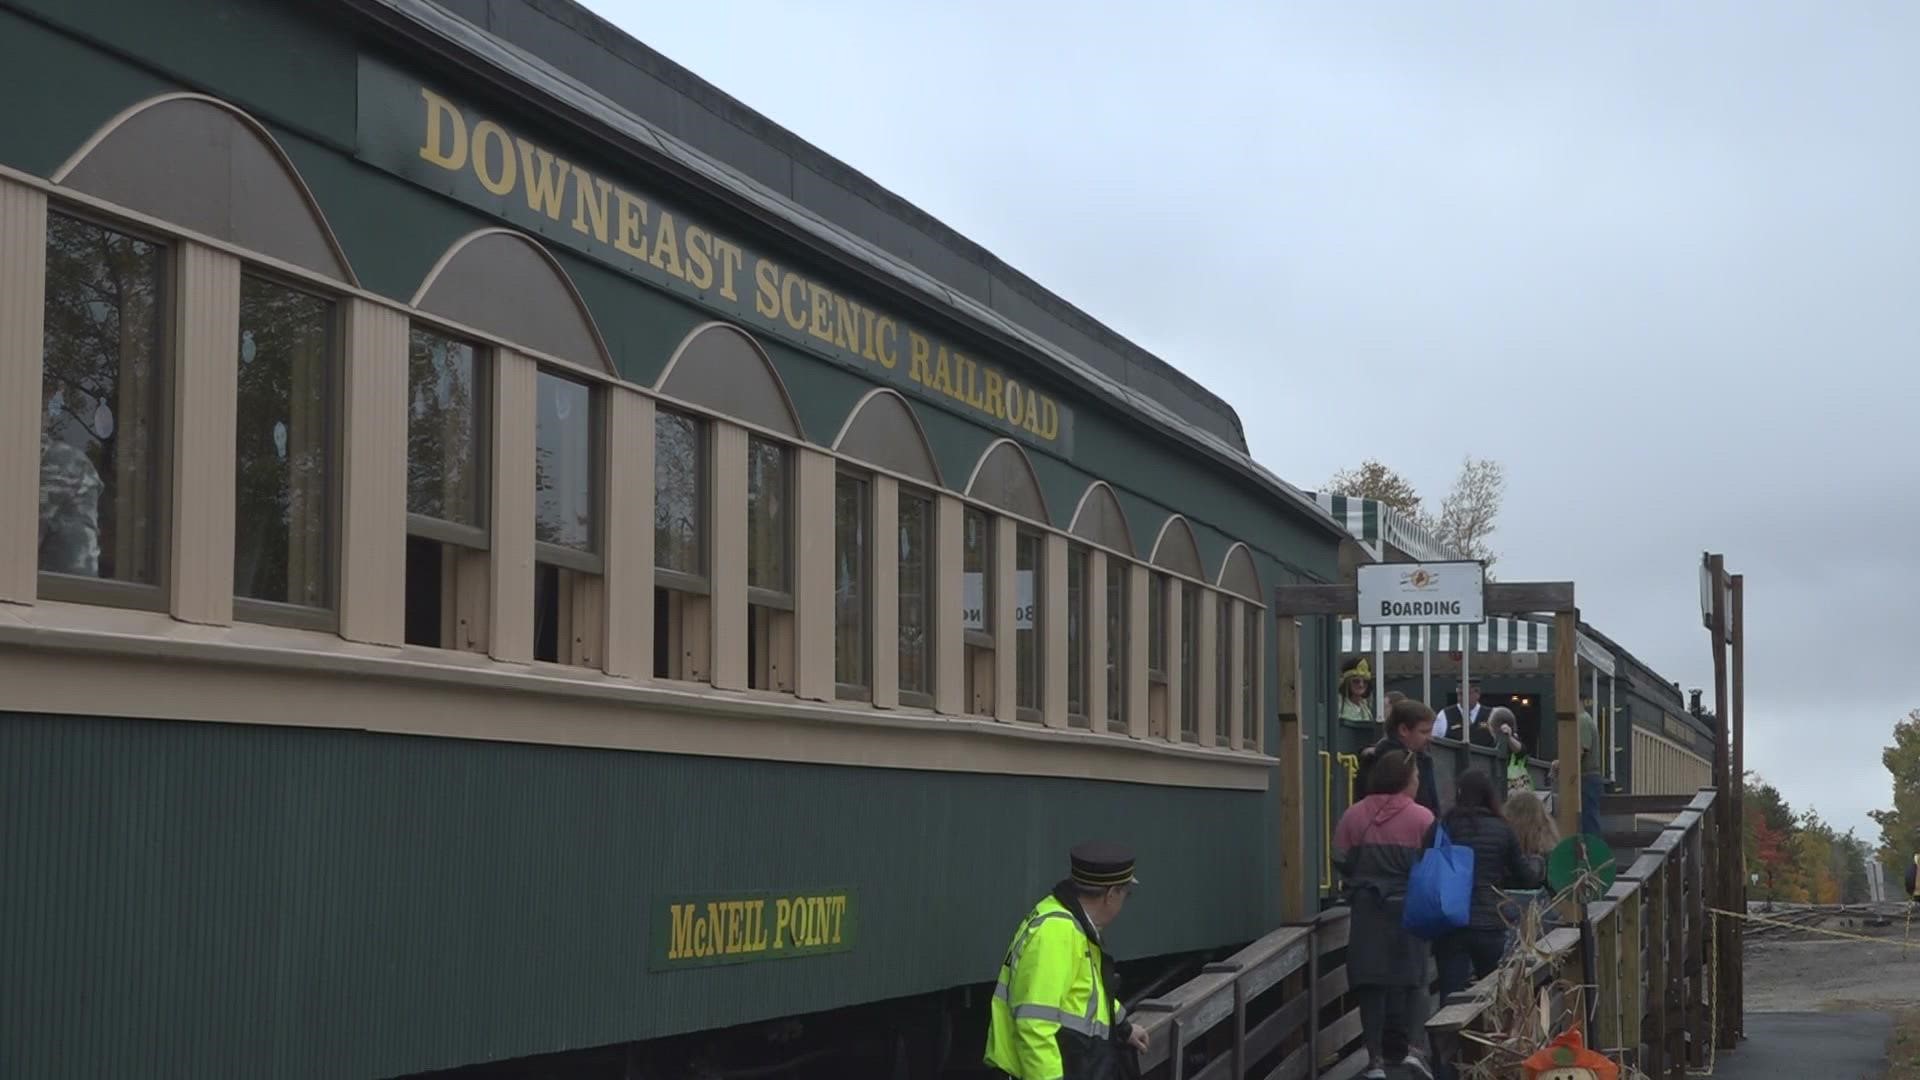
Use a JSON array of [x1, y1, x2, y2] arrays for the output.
[[1746, 916, 1920, 1012]]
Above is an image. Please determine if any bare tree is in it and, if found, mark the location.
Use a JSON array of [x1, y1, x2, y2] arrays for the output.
[[1431, 456, 1505, 569], [1325, 459, 1425, 519]]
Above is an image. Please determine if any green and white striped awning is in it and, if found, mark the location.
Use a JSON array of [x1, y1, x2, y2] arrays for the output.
[[1338, 617, 1617, 675], [1318, 494, 1382, 550], [1340, 618, 1552, 654], [1315, 493, 1458, 563]]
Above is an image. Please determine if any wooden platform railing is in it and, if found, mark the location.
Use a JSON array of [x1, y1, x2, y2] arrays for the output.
[[1130, 908, 1373, 1080], [1426, 787, 1733, 1077]]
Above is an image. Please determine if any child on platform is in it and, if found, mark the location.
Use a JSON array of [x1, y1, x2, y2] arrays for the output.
[[1501, 791, 1563, 939]]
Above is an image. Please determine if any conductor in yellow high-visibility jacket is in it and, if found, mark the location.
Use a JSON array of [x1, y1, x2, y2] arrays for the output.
[[985, 843, 1149, 1080]]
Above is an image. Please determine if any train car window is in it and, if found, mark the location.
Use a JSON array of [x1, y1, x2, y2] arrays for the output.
[[654, 408, 709, 681], [1066, 544, 1089, 727], [531, 369, 602, 668], [1105, 557, 1128, 733], [534, 371, 595, 556], [746, 435, 794, 692], [655, 409, 706, 577], [1243, 604, 1260, 749], [962, 506, 995, 716], [233, 273, 336, 627], [1148, 573, 1168, 679], [403, 325, 488, 650], [1180, 581, 1201, 741], [38, 212, 168, 609], [746, 437, 790, 595], [897, 489, 934, 706], [1148, 571, 1170, 738], [834, 471, 872, 699], [1216, 592, 1233, 745], [1014, 528, 1044, 722], [406, 329, 484, 531]]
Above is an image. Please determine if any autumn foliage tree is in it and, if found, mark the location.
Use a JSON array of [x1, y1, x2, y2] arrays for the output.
[[1430, 457, 1506, 567], [1325, 459, 1425, 519], [1742, 771, 1874, 905], [1324, 456, 1507, 569], [1870, 709, 1920, 888]]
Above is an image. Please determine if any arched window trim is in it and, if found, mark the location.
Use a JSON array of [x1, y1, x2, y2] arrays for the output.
[[53, 92, 359, 287], [655, 322, 805, 441], [1066, 481, 1136, 559], [830, 387, 944, 490], [38, 174, 631, 403], [412, 227, 615, 377], [962, 437, 1052, 529], [1215, 541, 1265, 606], [1148, 515, 1207, 583]]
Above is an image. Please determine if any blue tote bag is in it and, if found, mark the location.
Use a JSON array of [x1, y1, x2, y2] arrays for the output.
[[1403, 823, 1475, 939]]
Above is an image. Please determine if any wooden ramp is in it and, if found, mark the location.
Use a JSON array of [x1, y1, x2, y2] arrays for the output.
[[1125, 789, 1743, 1078], [1427, 788, 1740, 1078]]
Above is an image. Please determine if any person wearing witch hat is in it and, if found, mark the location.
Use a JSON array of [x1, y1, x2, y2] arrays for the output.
[[1338, 657, 1375, 729], [986, 843, 1149, 1080]]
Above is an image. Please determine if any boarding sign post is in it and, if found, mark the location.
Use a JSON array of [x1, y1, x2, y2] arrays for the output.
[[1356, 561, 1487, 628], [1357, 561, 1487, 740]]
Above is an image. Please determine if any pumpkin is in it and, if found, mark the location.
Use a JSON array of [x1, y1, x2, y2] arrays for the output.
[[1521, 1028, 1618, 1080]]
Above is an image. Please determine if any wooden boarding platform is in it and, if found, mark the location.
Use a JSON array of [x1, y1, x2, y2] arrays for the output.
[[1125, 788, 1741, 1077]]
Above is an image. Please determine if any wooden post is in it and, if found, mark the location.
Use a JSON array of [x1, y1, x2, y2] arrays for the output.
[[1707, 555, 1736, 1052], [1688, 821, 1710, 1067], [1730, 574, 1746, 1042], [1645, 862, 1669, 1078], [1306, 916, 1322, 1078], [1593, 904, 1620, 1053], [1168, 1017, 1185, 1080], [1230, 975, 1247, 1080], [1674, 845, 1689, 1068], [1621, 888, 1645, 1055], [1553, 609, 1581, 841], [1275, 612, 1309, 922]]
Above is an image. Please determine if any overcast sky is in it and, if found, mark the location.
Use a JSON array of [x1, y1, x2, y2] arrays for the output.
[[589, 1, 1920, 841]]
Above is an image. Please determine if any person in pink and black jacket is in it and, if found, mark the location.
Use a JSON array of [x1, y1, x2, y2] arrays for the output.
[[1334, 748, 1438, 1079]]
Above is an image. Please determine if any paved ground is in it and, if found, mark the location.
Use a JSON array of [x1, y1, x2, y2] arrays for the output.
[[1724, 914, 1911, 1078], [1713, 1012, 1892, 1080]]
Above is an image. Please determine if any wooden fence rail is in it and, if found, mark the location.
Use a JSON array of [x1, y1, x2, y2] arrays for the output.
[[1131, 908, 1372, 1080], [1427, 787, 1731, 1077]]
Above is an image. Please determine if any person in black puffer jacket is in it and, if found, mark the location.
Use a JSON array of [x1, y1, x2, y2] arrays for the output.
[[1425, 768, 1540, 999]]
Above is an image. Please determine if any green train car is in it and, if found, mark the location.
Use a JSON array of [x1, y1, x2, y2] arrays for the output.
[[0, 1, 1359, 1076]]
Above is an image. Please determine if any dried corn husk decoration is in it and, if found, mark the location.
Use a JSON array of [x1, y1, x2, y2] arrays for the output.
[[1456, 868, 1650, 1080]]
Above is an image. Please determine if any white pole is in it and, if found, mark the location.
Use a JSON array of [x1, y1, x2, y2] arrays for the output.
[[1590, 663, 1600, 774], [1421, 627, 1432, 706], [1374, 638, 1386, 723], [1608, 672, 1619, 781], [1459, 624, 1471, 742]]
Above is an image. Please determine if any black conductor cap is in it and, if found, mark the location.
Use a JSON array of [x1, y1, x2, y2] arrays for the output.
[[1071, 842, 1139, 888]]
